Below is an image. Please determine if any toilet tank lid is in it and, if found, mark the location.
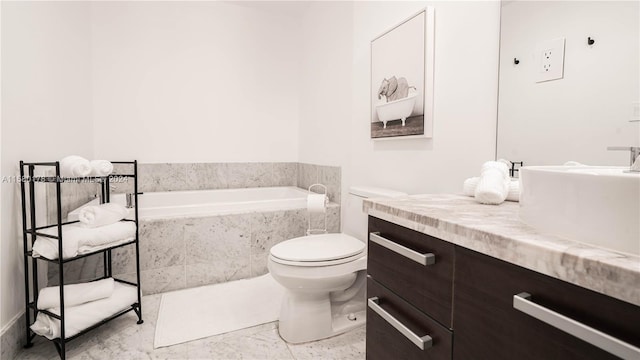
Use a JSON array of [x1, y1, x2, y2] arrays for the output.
[[348, 186, 407, 199]]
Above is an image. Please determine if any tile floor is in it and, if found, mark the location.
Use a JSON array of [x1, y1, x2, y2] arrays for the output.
[[13, 294, 366, 360]]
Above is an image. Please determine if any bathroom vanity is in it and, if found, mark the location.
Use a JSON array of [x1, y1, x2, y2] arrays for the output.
[[364, 195, 640, 360]]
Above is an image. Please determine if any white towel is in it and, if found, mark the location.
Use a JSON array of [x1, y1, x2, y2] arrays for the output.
[[475, 161, 510, 205], [89, 160, 114, 177], [563, 161, 585, 166], [59, 156, 92, 178], [37, 278, 115, 310], [32, 222, 136, 260], [463, 177, 478, 197], [79, 203, 129, 228], [30, 282, 137, 340], [463, 177, 520, 202]]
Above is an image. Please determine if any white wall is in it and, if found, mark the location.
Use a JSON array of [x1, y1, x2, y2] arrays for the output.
[[1, 1, 93, 329], [298, 2, 353, 167], [497, 1, 640, 166], [1, 0, 502, 331], [90, 2, 303, 163], [297, 1, 501, 235]]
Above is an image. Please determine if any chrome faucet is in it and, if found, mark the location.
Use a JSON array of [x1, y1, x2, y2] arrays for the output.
[[96, 184, 118, 203], [126, 193, 135, 208], [607, 146, 640, 172]]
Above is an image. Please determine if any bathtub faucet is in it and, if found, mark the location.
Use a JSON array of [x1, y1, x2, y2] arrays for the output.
[[126, 193, 135, 208], [96, 184, 118, 204]]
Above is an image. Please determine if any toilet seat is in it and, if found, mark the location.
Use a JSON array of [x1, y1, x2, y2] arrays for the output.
[[270, 233, 365, 267]]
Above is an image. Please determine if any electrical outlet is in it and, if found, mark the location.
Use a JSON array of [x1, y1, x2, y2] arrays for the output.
[[536, 38, 565, 83], [542, 49, 553, 73]]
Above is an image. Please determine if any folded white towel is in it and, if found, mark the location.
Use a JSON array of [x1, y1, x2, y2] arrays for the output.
[[475, 161, 510, 205], [32, 222, 136, 260], [37, 278, 115, 310], [89, 160, 114, 177], [463, 177, 520, 202], [30, 282, 137, 340], [79, 203, 129, 228], [60, 156, 92, 178]]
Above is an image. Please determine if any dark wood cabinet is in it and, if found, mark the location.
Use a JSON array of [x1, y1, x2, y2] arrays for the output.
[[366, 278, 452, 360], [453, 246, 640, 360], [366, 216, 640, 360], [368, 216, 455, 328]]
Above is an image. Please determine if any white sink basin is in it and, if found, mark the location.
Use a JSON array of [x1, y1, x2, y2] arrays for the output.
[[520, 166, 640, 255]]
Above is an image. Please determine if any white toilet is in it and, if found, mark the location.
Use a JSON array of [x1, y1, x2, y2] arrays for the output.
[[268, 186, 407, 344]]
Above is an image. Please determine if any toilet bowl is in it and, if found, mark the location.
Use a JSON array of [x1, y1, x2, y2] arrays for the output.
[[268, 233, 368, 344]]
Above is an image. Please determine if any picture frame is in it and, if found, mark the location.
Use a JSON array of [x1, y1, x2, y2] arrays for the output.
[[370, 7, 435, 140]]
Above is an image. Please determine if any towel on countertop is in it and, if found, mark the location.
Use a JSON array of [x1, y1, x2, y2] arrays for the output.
[[30, 282, 137, 340], [60, 156, 92, 178], [90, 160, 114, 177], [474, 161, 510, 205], [79, 203, 129, 228], [37, 278, 115, 310], [463, 177, 520, 202], [32, 221, 136, 260]]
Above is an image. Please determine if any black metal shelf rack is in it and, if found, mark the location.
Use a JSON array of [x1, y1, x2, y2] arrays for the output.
[[19, 160, 143, 360]]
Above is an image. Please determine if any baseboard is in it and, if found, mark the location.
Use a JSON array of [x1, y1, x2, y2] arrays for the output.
[[0, 310, 26, 360], [0, 311, 24, 337]]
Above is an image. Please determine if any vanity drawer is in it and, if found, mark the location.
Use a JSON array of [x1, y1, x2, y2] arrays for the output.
[[366, 277, 452, 360], [453, 246, 640, 360], [368, 216, 454, 327]]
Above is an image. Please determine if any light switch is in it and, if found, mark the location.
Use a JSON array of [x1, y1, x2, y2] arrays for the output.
[[631, 101, 640, 122], [536, 37, 565, 83]]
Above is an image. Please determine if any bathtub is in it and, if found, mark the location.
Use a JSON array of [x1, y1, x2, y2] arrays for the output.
[[65, 185, 339, 295], [375, 90, 418, 128], [69, 186, 310, 220]]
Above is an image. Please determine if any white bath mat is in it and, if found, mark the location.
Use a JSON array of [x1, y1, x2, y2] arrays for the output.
[[154, 274, 284, 348]]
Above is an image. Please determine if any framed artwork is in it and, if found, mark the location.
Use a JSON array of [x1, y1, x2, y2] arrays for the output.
[[371, 7, 435, 140]]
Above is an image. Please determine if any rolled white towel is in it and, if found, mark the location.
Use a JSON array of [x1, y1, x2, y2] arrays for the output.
[[60, 156, 92, 178], [463, 177, 478, 197], [37, 278, 115, 310], [79, 203, 128, 228], [90, 160, 114, 177], [475, 161, 510, 205], [463, 177, 520, 202]]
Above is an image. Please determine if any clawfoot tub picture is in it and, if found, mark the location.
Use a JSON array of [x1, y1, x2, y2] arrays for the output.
[[371, 8, 434, 139]]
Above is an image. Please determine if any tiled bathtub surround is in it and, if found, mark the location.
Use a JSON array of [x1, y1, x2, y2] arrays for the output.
[[46, 162, 341, 284], [110, 205, 340, 295], [112, 162, 341, 203], [298, 163, 342, 204]]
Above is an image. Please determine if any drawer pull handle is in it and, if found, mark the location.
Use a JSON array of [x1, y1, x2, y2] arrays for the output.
[[513, 292, 640, 360], [369, 232, 435, 266], [367, 297, 433, 350]]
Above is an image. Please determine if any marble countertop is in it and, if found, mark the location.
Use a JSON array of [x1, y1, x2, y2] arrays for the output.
[[364, 194, 640, 307]]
